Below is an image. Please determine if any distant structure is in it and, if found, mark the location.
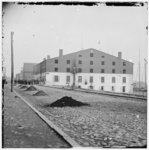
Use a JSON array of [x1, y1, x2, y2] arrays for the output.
[[32, 48, 133, 93], [16, 63, 36, 82]]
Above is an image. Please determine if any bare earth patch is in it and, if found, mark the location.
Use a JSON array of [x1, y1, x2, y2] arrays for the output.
[[15, 86, 147, 147]]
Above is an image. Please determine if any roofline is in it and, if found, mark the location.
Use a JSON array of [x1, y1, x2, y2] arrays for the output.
[[39, 48, 134, 64]]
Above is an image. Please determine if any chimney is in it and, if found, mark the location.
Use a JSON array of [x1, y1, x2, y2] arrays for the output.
[[43, 58, 46, 61], [47, 55, 50, 59], [118, 52, 122, 59], [59, 49, 63, 57]]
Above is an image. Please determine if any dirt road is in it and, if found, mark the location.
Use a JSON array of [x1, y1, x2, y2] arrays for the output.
[[3, 86, 70, 148]]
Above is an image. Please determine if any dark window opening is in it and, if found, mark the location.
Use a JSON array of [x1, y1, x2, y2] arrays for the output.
[[90, 61, 93, 65], [112, 86, 114, 91], [78, 60, 82, 64], [66, 68, 70, 72], [101, 61, 105, 65], [78, 76, 82, 83], [112, 77, 115, 83], [78, 68, 82, 73], [123, 69, 126, 74], [101, 77, 104, 83], [101, 86, 104, 91], [67, 60, 70, 64], [90, 53, 93, 57], [90, 69, 93, 73], [112, 69, 115, 73], [112, 62, 116, 65], [123, 77, 126, 83], [66, 76, 70, 83], [101, 69, 104, 73], [55, 59, 58, 64], [90, 76, 93, 83], [54, 68, 58, 72], [54, 75, 59, 82], [122, 86, 126, 92]]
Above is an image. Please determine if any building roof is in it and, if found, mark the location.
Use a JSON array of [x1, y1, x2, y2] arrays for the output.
[[41, 48, 133, 64]]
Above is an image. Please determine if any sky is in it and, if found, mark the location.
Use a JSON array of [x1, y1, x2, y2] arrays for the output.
[[2, 2, 148, 82]]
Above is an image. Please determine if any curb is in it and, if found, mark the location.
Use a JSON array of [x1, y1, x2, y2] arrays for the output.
[[13, 89, 80, 147], [40, 85, 147, 100]]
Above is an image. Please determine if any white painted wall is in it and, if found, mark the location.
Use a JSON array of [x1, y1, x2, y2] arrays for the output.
[[45, 72, 73, 87], [38, 72, 133, 93], [75, 73, 133, 93]]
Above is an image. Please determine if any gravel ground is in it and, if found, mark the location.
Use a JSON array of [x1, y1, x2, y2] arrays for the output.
[[15, 85, 147, 147], [3, 86, 70, 148]]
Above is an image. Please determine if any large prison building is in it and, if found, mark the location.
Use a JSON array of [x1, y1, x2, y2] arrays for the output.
[[33, 48, 133, 93]]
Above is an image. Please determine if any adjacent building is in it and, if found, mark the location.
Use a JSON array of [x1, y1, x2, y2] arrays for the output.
[[16, 63, 36, 81], [33, 48, 133, 93]]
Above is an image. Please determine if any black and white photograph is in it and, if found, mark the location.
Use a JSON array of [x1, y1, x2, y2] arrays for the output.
[[2, 1, 148, 148]]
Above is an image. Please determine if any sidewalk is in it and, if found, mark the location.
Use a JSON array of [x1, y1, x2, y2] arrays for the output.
[[3, 86, 69, 148]]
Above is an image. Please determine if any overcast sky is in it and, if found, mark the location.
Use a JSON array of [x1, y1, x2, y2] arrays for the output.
[[2, 2, 148, 82]]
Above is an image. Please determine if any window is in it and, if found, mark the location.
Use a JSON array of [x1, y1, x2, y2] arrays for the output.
[[78, 68, 82, 73], [123, 69, 126, 74], [66, 76, 70, 83], [67, 60, 70, 64], [101, 86, 104, 91], [78, 54, 82, 57], [90, 76, 93, 83], [54, 67, 58, 72], [101, 56, 105, 58], [90, 61, 93, 65], [112, 62, 116, 66], [78, 60, 82, 64], [122, 86, 126, 92], [112, 69, 115, 73], [66, 68, 70, 72], [123, 77, 126, 83], [101, 69, 104, 73], [101, 61, 105, 65], [55, 59, 58, 64], [90, 53, 93, 57], [78, 76, 82, 83], [101, 77, 104, 83], [90, 69, 93, 73], [123, 62, 126, 66], [112, 77, 116, 83], [112, 86, 114, 91], [54, 75, 59, 82]]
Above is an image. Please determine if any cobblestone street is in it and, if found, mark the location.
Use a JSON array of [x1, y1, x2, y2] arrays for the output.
[[15, 85, 147, 147], [3, 86, 70, 148]]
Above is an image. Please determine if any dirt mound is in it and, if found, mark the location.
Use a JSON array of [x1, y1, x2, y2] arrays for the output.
[[25, 86, 37, 91], [20, 85, 28, 89], [18, 84, 22, 87], [49, 96, 89, 107], [33, 90, 47, 96]]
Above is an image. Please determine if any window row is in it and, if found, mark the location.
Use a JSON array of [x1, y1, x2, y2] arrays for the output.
[[54, 75, 71, 83], [55, 59, 127, 66], [54, 67, 126, 73], [99, 86, 126, 92], [77, 76, 127, 83], [54, 75, 126, 84], [54, 76, 126, 92]]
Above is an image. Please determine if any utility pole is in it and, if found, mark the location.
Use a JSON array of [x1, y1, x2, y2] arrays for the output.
[[144, 59, 147, 89], [138, 49, 141, 90], [11, 32, 14, 92]]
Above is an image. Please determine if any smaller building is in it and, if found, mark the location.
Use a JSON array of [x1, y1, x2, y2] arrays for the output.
[[22, 63, 36, 81], [15, 71, 23, 81]]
